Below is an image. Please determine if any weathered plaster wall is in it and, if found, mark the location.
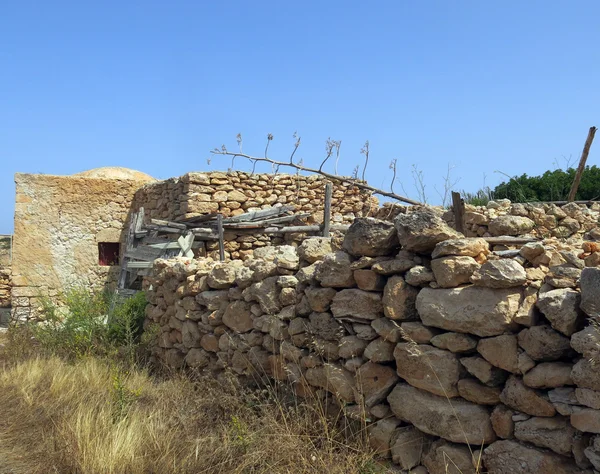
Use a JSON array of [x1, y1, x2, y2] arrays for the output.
[[11, 171, 153, 321], [145, 210, 600, 473]]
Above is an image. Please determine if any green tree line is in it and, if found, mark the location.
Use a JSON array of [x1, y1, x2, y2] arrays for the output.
[[492, 165, 600, 202]]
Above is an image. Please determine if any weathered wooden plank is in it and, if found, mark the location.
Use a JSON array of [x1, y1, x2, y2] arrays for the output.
[[118, 210, 138, 290], [323, 182, 332, 237], [217, 214, 225, 261], [452, 191, 465, 235], [177, 232, 195, 259], [144, 224, 188, 234], [126, 261, 154, 269], [134, 207, 145, 233], [263, 224, 350, 234], [150, 218, 188, 230], [221, 205, 295, 224], [145, 241, 203, 250], [125, 246, 165, 261], [484, 236, 539, 245], [224, 213, 311, 228]]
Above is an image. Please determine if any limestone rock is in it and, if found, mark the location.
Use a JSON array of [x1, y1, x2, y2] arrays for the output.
[[572, 359, 600, 392], [305, 363, 356, 402], [316, 251, 356, 288], [342, 218, 399, 257], [394, 207, 462, 253], [457, 378, 502, 405], [330, 289, 383, 321], [430, 332, 477, 353], [353, 269, 386, 291], [400, 321, 440, 344], [363, 338, 395, 362], [184, 348, 210, 368], [483, 439, 589, 474], [382, 276, 418, 321], [571, 325, 600, 359], [431, 256, 479, 288], [571, 409, 600, 434], [390, 426, 432, 470], [522, 362, 573, 389], [499, 376, 556, 417], [536, 288, 584, 336], [387, 383, 496, 444], [338, 336, 368, 358], [518, 325, 573, 362], [207, 262, 239, 289], [371, 318, 402, 343], [470, 259, 527, 288], [222, 300, 254, 333], [404, 265, 435, 286], [356, 362, 398, 407], [298, 237, 333, 263], [422, 439, 478, 474], [367, 417, 401, 457], [305, 286, 337, 312], [514, 416, 575, 455], [477, 334, 521, 374], [394, 343, 463, 397], [488, 215, 535, 236], [460, 356, 508, 387], [491, 404, 515, 439], [576, 388, 600, 410], [431, 237, 490, 259], [248, 276, 281, 314], [371, 256, 416, 275], [308, 312, 343, 341], [416, 286, 521, 337]]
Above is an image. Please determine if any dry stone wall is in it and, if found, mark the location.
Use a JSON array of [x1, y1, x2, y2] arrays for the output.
[[376, 199, 600, 240], [0, 235, 11, 327], [132, 171, 379, 260], [145, 207, 600, 473]]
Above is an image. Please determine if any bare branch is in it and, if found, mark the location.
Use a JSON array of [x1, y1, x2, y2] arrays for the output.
[[334, 140, 342, 175], [389, 159, 398, 194], [236, 133, 243, 153], [319, 138, 335, 172], [434, 163, 461, 207], [210, 147, 421, 205], [411, 164, 428, 204], [265, 133, 273, 158], [290, 132, 301, 164], [360, 140, 370, 181]]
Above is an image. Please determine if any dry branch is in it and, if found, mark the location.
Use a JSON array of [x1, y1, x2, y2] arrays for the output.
[[210, 149, 422, 206]]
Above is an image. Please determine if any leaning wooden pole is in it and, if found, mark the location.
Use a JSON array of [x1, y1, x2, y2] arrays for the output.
[[568, 126, 597, 202], [451, 191, 465, 235]]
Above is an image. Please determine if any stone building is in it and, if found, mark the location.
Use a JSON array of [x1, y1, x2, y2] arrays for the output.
[[11, 167, 155, 321], [9, 168, 377, 321]]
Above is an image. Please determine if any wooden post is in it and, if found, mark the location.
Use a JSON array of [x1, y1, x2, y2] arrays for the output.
[[117, 209, 139, 291], [568, 126, 597, 202], [323, 182, 332, 237], [452, 191, 465, 235], [217, 213, 225, 261]]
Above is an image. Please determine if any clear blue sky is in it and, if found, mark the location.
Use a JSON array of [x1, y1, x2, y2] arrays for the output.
[[1, 1, 599, 234]]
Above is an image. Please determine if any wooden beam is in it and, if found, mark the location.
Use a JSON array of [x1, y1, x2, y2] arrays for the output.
[[124, 246, 164, 262], [217, 214, 225, 261], [452, 191, 465, 235], [263, 224, 350, 234], [117, 210, 138, 290], [126, 261, 154, 269], [568, 126, 597, 202], [221, 205, 295, 224], [323, 182, 332, 237], [150, 218, 188, 230]]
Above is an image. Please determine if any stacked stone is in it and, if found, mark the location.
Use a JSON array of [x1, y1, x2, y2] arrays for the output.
[[448, 199, 600, 240], [0, 267, 10, 308], [133, 171, 378, 260], [144, 207, 600, 473]]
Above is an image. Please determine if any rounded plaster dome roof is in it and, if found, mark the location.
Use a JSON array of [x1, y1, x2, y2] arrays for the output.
[[74, 167, 156, 181]]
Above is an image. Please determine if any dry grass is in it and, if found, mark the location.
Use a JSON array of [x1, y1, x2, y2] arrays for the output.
[[0, 333, 384, 474]]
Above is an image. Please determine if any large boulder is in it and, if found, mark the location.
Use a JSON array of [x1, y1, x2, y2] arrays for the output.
[[394, 207, 462, 253], [394, 343, 463, 397], [483, 439, 591, 474], [431, 256, 480, 288], [382, 276, 419, 320], [297, 237, 333, 263], [316, 251, 356, 288], [499, 376, 556, 417], [330, 289, 383, 321], [432, 237, 490, 259], [342, 218, 399, 257], [416, 286, 521, 337], [470, 259, 527, 288], [387, 383, 496, 444], [580, 267, 600, 318], [537, 288, 584, 336], [488, 215, 535, 236]]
